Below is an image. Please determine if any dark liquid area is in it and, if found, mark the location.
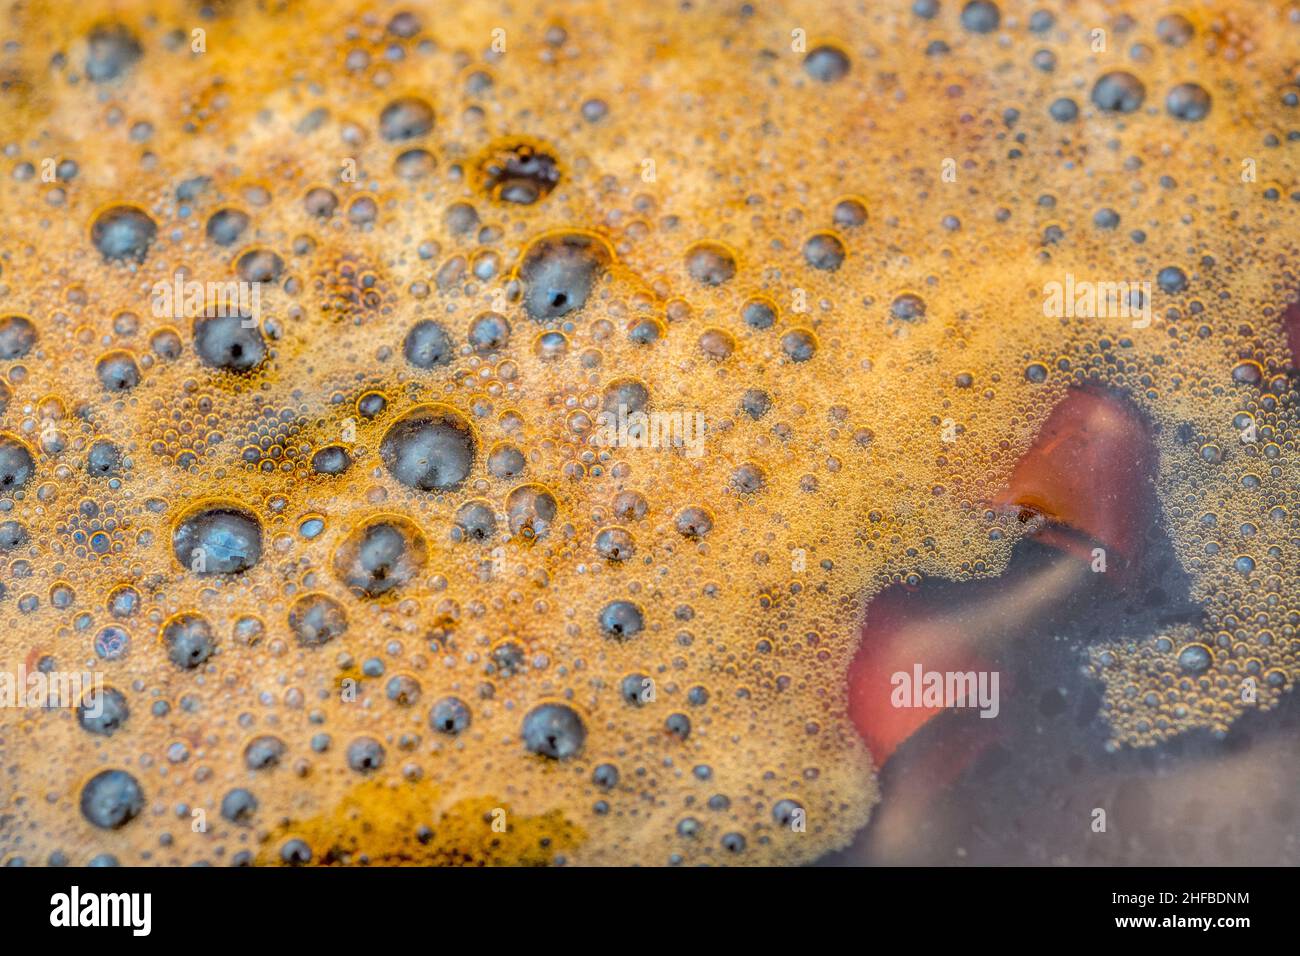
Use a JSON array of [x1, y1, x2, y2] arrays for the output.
[[821, 526, 1300, 865]]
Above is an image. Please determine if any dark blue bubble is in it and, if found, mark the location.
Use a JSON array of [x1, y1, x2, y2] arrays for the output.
[[0, 315, 36, 360], [506, 484, 557, 540], [592, 763, 619, 789], [346, 736, 386, 773], [1157, 266, 1188, 294], [960, 0, 1000, 33], [675, 507, 713, 538], [0, 438, 33, 492], [235, 248, 284, 284], [1093, 208, 1120, 229], [487, 443, 525, 479], [1049, 97, 1079, 122], [386, 674, 421, 706], [595, 527, 635, 562], [890, 293, 927, 322], [620, 673, 652, 706], [80, 769, 144, 829], [803, 45, 850, 82], [742, 298, 777, 329], [1091, 71, 1146, 113], [91, 206, 156, 262], [403, 319, 454, 369], [193, 314, 266, 372], [781, 328, 817, 362], [520, 233, 609, 322], [380, 406, 476, 490], [95, 351, 141, 391], [220, 788, 258, 825], [379, 96, 435, 141], [1166, 82, 1211, 121], [244, 735, 286, 770], [289, 593, 348, 646], [173, 506, 263, 574], [85, 24, 142, 82], [773, 799, 803, 826], [468, 312, 511, 354], [303, 187, 338, 218], [162, 613, 216, 669], [598, 600, 644, 640], [78, 686, 129, 735], [802, 233, 845, 271], [685, 242, 737, 286], [741, 388, 772, 419], [86, 440, 122, 477], [311, 445, 352, 475], [429, 696, 472, 735], [665, 713, 691, 740], [1178, 644, 1212, 674], [721, 832, 747, 853], [280, 838, 312, 865], [333, 518, 427, 597], [94, 625, 130, 661], [205, 208, 250, 246], [521, 702, 587, 759], [454, 500, 496, 542]]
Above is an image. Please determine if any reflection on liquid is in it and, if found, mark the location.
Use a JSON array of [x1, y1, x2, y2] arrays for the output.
[[826, 526, 1298, 865]]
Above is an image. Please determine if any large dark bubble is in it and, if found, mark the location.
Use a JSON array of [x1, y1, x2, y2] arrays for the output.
[[518, 232, 610, 322], [403, 319, 454, 369], [161, 613, 217, 669], [0, 315, 37, 360], [193, 314, 267, 372], [0, 436, 34, 493], [379, 96, 435, 141], [91, 205, 156, 262], [333, 516, 428, 597], [173, 505, 263, 574], [380, 405, 476, 491], [521, 702, 587, 759], [85, 23, 142, 83], [80, 770, 144, 829]]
